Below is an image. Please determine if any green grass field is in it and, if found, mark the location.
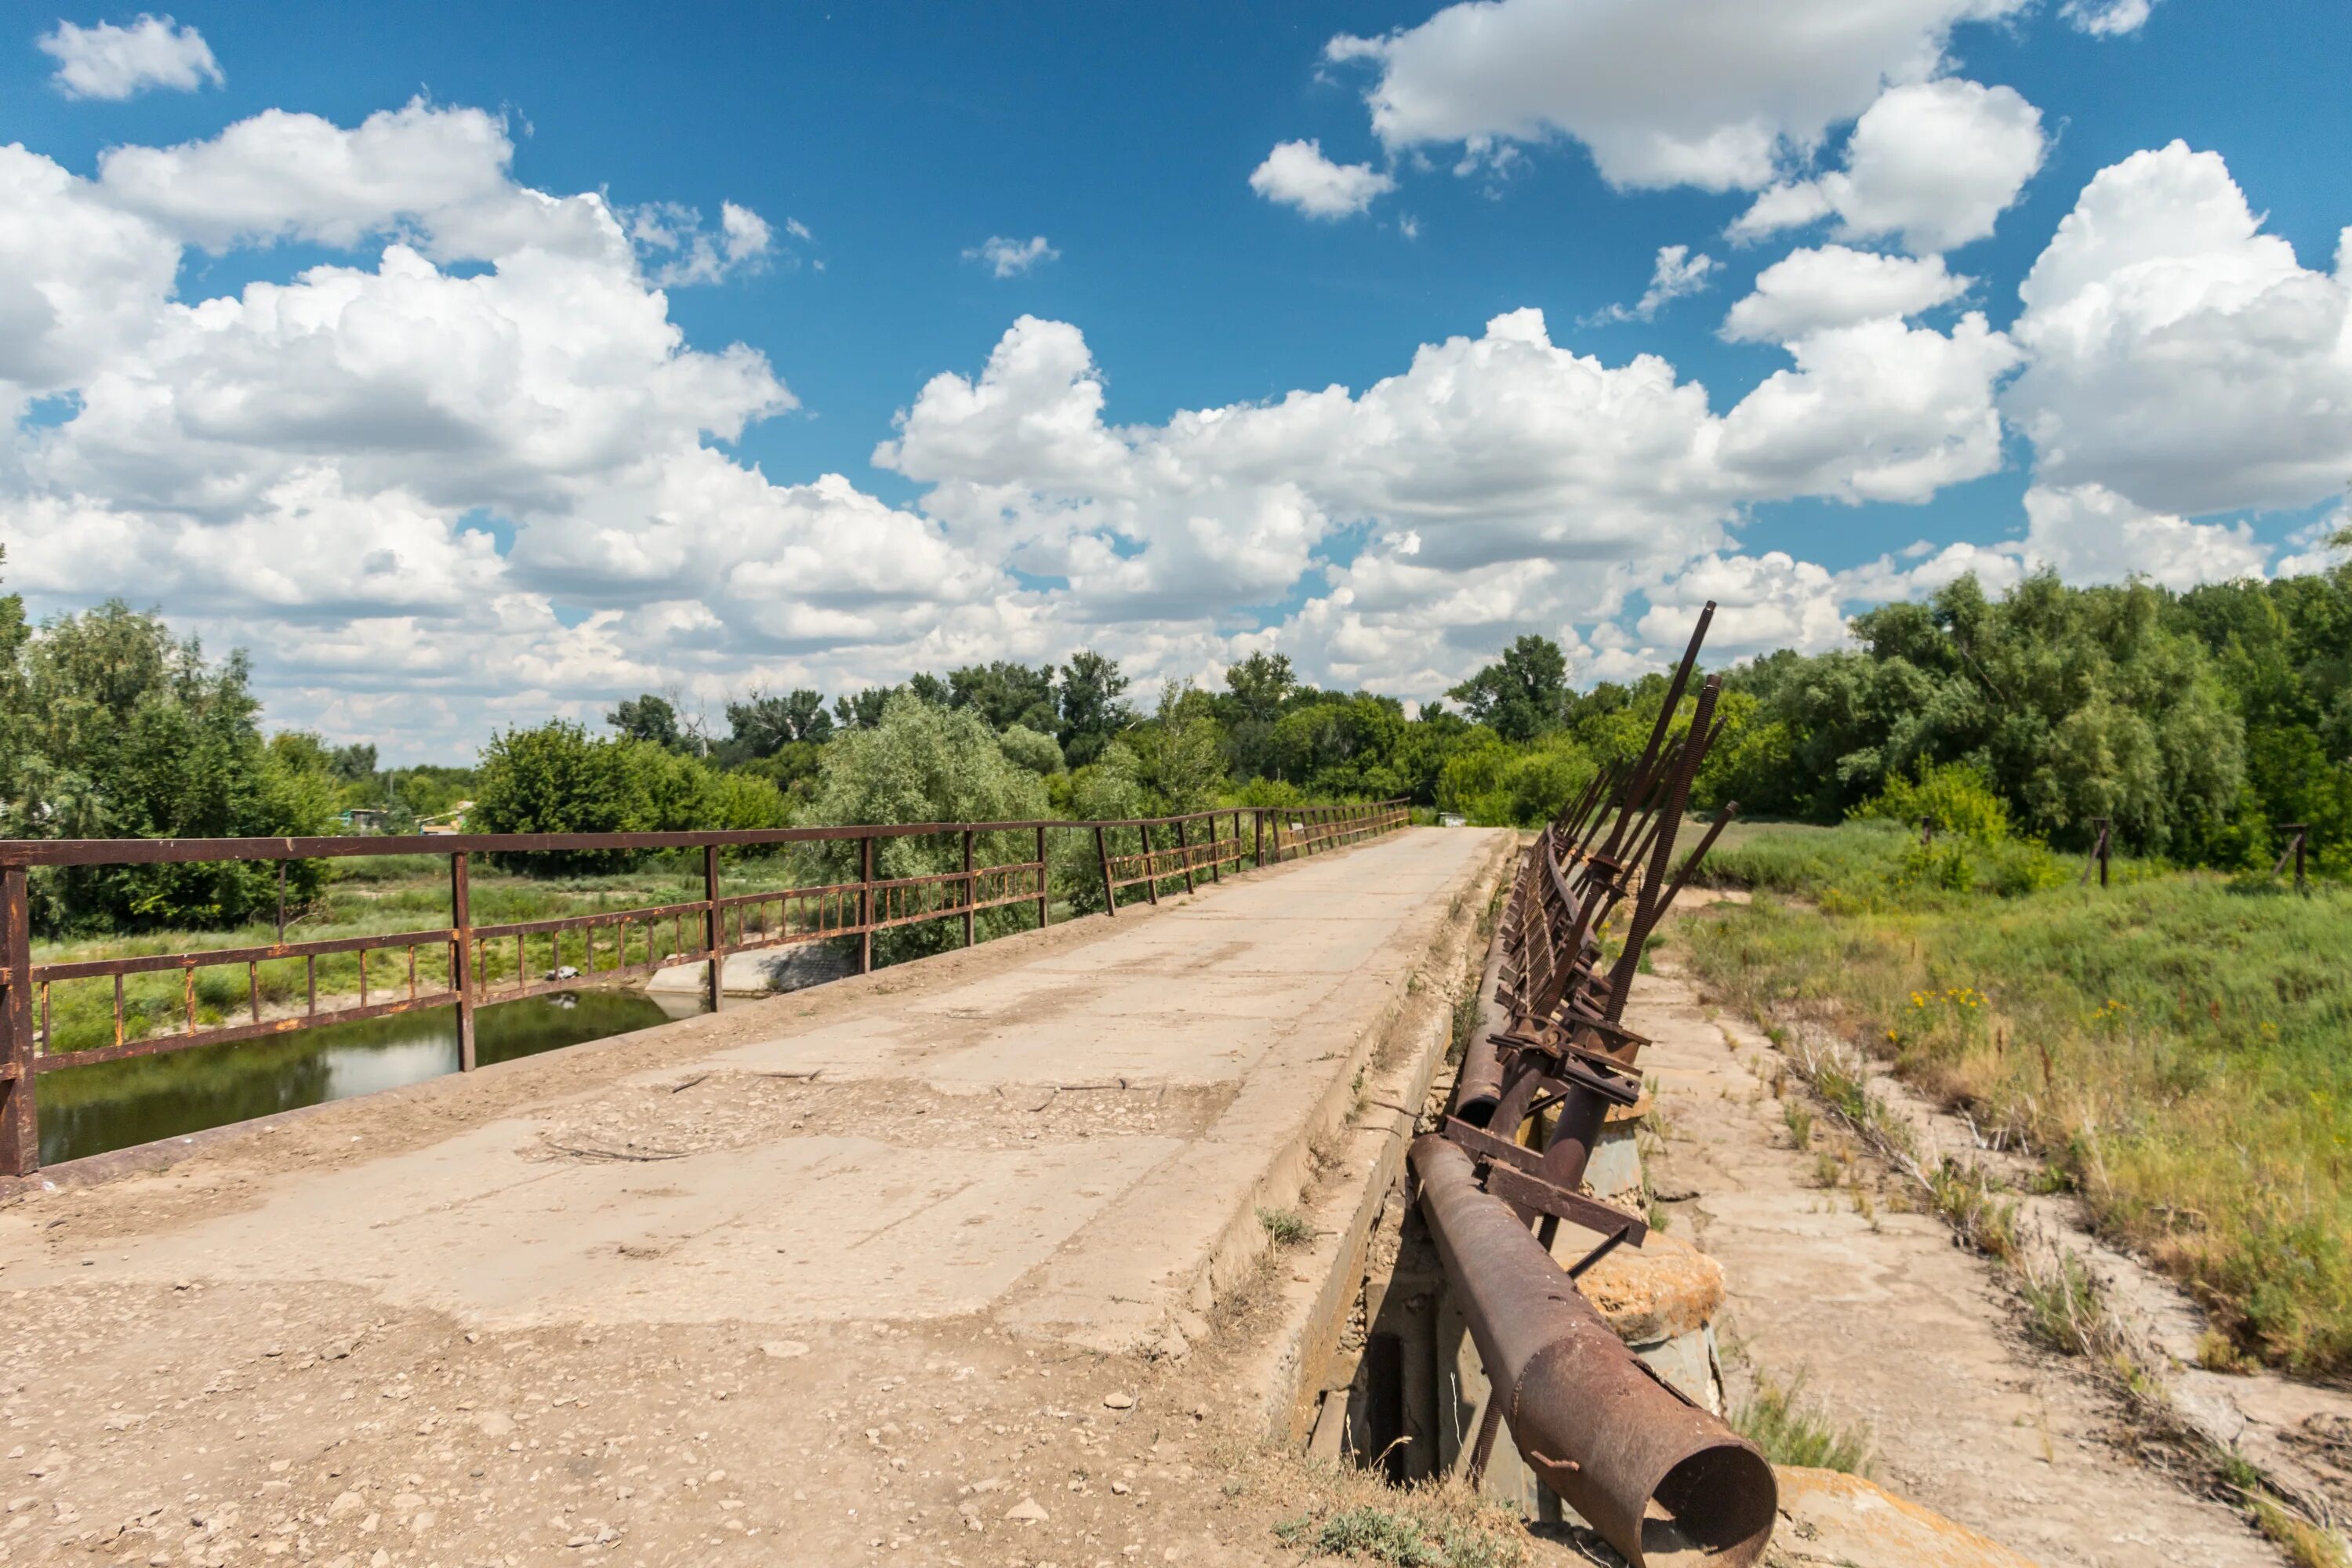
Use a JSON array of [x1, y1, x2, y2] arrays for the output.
[[1676, 818, 2352, 1380]]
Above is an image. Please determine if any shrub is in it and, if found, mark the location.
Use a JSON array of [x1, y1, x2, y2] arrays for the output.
[[1853, 760, 2011, 842], [799, 695, 1051, 961], [996, 724, 1064, 775]]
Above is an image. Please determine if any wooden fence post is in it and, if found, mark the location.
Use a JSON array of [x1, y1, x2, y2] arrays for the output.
[[703, 842, 724, 1013], [1097, 824, 1118, 916], [963, 829, 977, 947], [858, 834, 874, 975], [1140, 823, 1160, 906], [0, 864, 36, 1177], [1175, 816, 1196, 895], [1036, 824, 1051, 928], [450, 852, 477, 1071], [1254, 809, 1265, 868], [2097, 819, 2110, 889]]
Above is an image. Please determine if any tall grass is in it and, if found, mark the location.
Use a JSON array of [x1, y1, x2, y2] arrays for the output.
[[1682, 822, 2352, 1377]]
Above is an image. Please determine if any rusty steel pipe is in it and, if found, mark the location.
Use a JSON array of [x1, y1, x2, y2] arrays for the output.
[[1412, 1136, 1776, 1568]]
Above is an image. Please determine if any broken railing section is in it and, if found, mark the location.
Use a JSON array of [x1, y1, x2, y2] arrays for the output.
[[1416, 601, 1776, 1568], [0, 799, 1409, 1177]]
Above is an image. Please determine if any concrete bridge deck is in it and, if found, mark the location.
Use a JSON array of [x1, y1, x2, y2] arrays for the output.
[[0, 826, 1510, 1568]]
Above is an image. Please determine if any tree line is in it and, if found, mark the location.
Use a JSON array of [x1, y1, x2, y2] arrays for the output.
[[2, 535, 2343, 932]]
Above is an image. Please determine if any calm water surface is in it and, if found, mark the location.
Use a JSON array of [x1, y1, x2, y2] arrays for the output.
[[38, 989, 707, 1167]]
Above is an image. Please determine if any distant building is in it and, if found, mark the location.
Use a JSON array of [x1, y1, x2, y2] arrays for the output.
[[418, 801, 473, 837], [340, 808, 391, 833]]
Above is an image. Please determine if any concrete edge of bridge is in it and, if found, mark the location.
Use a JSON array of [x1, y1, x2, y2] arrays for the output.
[[1225, 828, 1518, 1446]]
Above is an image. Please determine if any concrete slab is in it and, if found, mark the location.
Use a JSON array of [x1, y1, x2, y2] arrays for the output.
[[1, 829, 1506, 1343], [0, 826, 1517, 1568]]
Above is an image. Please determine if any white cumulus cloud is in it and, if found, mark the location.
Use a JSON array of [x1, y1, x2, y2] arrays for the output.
[[2003, 140, 2352, 516], [1248, 140, 1396, 219], [1730, 79, 2045, 253], [964, 235, 1060, 278], [38, 13, 220, 100], [2060, 0, 2158, 37], [1325, 0, 2030, 192], [1722, 246, 1971, 341], [1585, 245, 1719, 325]]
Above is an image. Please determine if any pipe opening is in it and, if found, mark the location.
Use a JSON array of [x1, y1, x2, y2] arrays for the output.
[[1641, 1443, 1778, 1567]]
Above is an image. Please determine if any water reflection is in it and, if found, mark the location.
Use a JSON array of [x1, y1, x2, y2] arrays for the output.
[[38, 988, 708, 1167]]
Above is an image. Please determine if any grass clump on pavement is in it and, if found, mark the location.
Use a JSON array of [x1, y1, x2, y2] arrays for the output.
[[1728, 1370, 1872, 1475], [1272, 1497, 1524, 1568], [1682, 819, 2352, 1377]]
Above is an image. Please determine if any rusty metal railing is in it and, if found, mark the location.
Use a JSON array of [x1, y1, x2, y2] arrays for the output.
[[1414, 601, 1778, 1566], [0, 800, 1410, 1177]]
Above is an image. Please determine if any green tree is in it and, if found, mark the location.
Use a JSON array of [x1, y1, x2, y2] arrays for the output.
[[1057, 649, 1132, 767], [799, 695, 1051, 961], [997, 724, 1065, 775], [1123, 682, 1229, 813], [724, 688, 832, 757], [1449, 635, 1570, 742], [949, 661, 1059, 733], [472, 720, 641, 873], [5, 601, 333, 930], [607, 693, 689, 753]]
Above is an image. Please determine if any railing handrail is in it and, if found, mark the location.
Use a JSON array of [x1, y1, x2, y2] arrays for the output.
[[0, 798, 1412, 868], [0, 797, 1414, 1178]]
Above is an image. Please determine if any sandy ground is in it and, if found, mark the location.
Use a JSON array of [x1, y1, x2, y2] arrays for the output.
[[0, 829, 1521, 1568], [1628, 929, 2287, 1568]]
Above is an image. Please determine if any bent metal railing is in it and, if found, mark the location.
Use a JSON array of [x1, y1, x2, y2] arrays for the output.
[[0, 799, 1409, 1175]]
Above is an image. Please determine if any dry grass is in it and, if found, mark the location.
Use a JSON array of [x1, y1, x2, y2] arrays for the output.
[[1685, 822, 2352, 1377]]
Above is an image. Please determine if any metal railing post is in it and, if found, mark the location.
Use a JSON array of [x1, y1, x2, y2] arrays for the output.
[[450, 851, 477, 1071], [858, 834, 874, 974], [1175, 816, 1196, 895], [0, 864, 36, 1177], [703, 842, 724, 1013], [1096, 823, 1118, 916], [1035, 824, 1050, 927], [962, 829, 977, 947]]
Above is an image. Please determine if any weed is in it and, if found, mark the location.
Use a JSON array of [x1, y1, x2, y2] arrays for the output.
[[2017, 1250, 2104, 1356], [1258, 1207, 1312, 1247], [1782, 1101, 1813, 1149], [1271, 1494, 1525, 1568], [2196, 1330, 2254, 1374], [1928, 1159, 2019, 1259], [1729, 1370, 1872, 1474], [1811, 1149, 1841, 1189], [2247, 1494, 2352, 1568]]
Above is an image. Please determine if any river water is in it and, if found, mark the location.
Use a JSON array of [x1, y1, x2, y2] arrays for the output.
[[36, 989, 709, 1167]]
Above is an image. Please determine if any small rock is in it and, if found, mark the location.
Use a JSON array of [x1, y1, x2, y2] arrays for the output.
[[760, 1340, 809, 1359], [1004, 1497, 1050, 1524], [1110, 1481, 1131, 1496], [1102, 1392, 1135, 1410]]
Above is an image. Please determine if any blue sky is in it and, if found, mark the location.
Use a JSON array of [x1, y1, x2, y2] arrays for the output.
[[2, 2, 2349, 757]]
